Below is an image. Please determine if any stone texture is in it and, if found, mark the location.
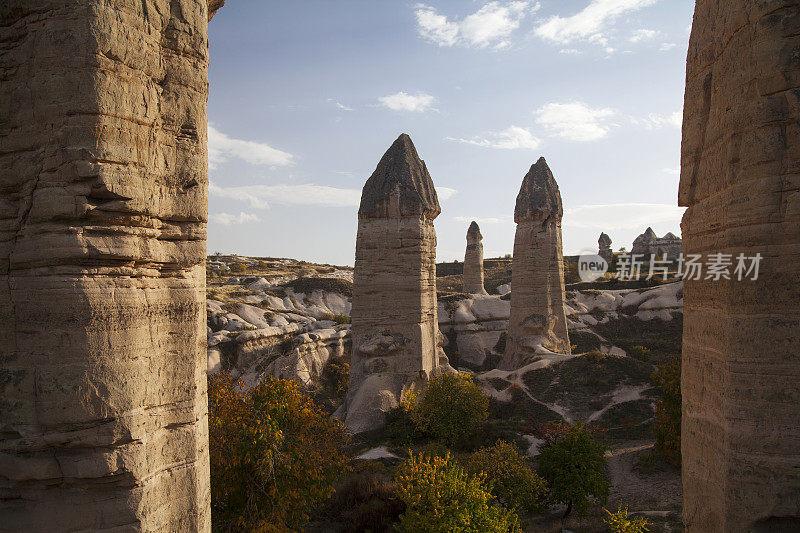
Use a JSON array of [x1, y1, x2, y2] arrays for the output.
[[0, 1, 213, 530], [679, 2, 800, 531], [504, 158, 570, 368], [463, 221, 486, 294], [598, 232, 613, 264], [631, 227, 682, 259], [344, 134, 446, 433]]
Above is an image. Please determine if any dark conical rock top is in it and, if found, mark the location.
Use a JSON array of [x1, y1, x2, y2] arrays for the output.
[[634, 227, 658, 245], [467, 221, 482, 240], [598, 232, 612, 247], [514, 157, 563, 223], [358, 134, 441, 220]]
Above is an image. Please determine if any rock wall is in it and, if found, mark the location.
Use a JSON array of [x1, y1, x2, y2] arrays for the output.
[[680, 2, 800, 530], [504, 158, 571, 368], [463, 221, 486, 294], [0, 1, 214, 530], [344, 134, 444, 433]]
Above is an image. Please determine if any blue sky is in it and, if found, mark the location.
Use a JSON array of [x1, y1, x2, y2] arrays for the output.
[[207, 0, 694, 265]]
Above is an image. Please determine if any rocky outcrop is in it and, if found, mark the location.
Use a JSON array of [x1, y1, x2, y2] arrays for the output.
[[343, 134, 448, 433], [463, 221, 487, 294], [598, 232, 613, 264], [504, 158, 571, 368], [631, 227, 681, 259], [0, 1, 213, 530], [680, 2, 800, 531]]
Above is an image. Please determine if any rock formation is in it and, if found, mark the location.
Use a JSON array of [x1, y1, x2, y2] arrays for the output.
[[0, 1, 218, 530], [631, 227, 682, 259], [343, 134, 447, 433], [504, 158, 571, 368], [680, 2, 800, 530], [463, 221, 487, 294], [598, 232, 613, 264]]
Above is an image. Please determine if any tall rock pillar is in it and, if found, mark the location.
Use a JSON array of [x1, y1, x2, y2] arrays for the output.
[[344, 134, 442, 433], [463, 221, 486, 294], [504, 158, 570, 368], [0, 1, 219, 530], [680, 2, 800, 531]]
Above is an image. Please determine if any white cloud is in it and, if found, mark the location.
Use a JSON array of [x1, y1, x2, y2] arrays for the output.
[[378, 91, 437, 112], [662, 166, 680, 175], [328, 98, 354, 111], [447, 125, 541, 150], [559, 48, 582, 55], [534, 102, 616, 142], [415, 1, 538, 49], [209, 182, 361, 209], [535, 0, 658, 48], [207, 124, 294, 169], [209, 212, 261, 226], [454, 216, 512, 224], [629, 28, 658, 42], [632, 110, 682, 129], [564, 203, 685, 230], [437, 187, 458, 200], [659, 42, 677, 52]]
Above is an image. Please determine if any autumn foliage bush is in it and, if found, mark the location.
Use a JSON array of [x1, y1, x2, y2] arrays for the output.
[[410, 373, 490, 448], [465, 440, 548, 515], [208, 373, 350, 531], [652, 354, 681, 466], [395, 451, 521, 532]]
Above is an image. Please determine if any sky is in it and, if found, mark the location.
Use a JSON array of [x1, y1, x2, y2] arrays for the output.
[[207, 0, 695, 265]]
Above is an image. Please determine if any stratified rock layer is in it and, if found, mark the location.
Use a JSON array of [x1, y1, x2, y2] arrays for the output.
[[680, 2, 800, 531], [463, 221, 486, 294], [344, 134, 443, 433], [0, 1, 212, 530], [504, 158, 570, 368]]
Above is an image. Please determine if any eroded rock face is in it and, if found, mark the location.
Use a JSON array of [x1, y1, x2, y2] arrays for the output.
[[680, 2, 800, 530], [504, 158, 571, 368], [463, 221, 486, 294], [344, 134, 446, 433], [631, 227, 681, 259], [0, 1, 212, 530]]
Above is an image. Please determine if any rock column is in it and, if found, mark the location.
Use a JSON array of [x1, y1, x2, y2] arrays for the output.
[[680, 2, 800, 531], [343, 134, 442, 433], [0, 1, 219, 530], [463, 221, 486, 294], [598, 232, 613, 264], [504, 158, 571, 368]]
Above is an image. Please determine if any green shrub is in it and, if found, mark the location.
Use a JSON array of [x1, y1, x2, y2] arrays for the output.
[[411, 373, 490, 448], [537, 421, 609, 518], [395, 451, 521, 532], [208, 374, 350, 530], [229, 262, 247, 273], [321, 312, 351, 324], [465, 440, 548, 514], [628, 345, 651, 361], [652, 354, 681, 466], [604, 504, 651, 532]]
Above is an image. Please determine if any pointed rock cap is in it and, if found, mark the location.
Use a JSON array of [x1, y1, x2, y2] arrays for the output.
[[358, 134, 441, 220], [662, 231, 679, 240], [634, 227, 658, 245], [467, 221, 482, 241], [598, 232, 612, 247], [514, 157, 563, 223]]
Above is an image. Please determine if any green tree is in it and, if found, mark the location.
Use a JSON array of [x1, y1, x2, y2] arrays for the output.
[[465, 440, 548, 515], [395, 451, 521, 532], [208, 373, 350, 531], [411, 373, 490, 448], [537, 422, 609, 518], [652, 354, 681, 466], [604, 504, 651, 532]]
